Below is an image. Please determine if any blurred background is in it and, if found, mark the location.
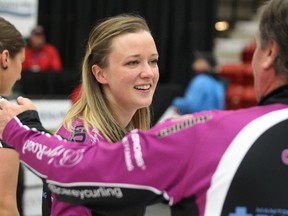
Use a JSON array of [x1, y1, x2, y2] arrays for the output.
[[1, 0, 264, 120], [0, 0, 264, 215], [33, 0, 261, 87]]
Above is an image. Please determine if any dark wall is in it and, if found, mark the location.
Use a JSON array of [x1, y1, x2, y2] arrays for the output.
[[38, 0, 217, 86]]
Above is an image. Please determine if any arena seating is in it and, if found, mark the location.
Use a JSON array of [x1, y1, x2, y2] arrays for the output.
[[218, 41, 257, 110]]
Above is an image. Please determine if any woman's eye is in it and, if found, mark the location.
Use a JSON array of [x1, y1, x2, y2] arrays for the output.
[[150, 59, 158, 65], [127, 60, 139, 66]]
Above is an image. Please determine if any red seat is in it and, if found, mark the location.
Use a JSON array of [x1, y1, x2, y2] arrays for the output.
[[225, 84, 244, 110], [242, 85, 257, 107], [242, 63, 254, 85], [218, 64, 244, 85]]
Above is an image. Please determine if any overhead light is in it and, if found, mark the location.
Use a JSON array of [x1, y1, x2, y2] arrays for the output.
[[215, 21, 230, 31]]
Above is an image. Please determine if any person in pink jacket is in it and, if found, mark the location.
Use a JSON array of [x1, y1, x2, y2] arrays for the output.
[[46, 14, 158, 216], [6, 14, 159, 216], [0, 0, 288, 215]]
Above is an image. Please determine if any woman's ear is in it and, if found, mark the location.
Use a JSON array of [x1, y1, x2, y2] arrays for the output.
[[91, 64, 108, 84], [262, 40, 278, 70], [0, 50, 9, 70]]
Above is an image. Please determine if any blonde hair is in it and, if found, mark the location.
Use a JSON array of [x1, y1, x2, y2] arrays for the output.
[[63, 14, 152, 143]]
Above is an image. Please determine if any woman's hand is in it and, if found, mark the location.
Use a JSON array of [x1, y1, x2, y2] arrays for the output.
[[0, 96, 36, 138]]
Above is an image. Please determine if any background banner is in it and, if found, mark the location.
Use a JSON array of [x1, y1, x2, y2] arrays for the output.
[[0, 0, 38, 38]]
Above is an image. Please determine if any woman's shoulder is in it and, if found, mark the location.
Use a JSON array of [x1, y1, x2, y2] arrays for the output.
[[56, 118, 105, 145]]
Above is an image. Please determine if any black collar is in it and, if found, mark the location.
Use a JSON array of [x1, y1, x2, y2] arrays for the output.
[[259, 84, 288, 106]]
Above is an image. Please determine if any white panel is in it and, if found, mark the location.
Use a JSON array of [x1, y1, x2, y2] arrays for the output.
[[0, 0, 39, 38]]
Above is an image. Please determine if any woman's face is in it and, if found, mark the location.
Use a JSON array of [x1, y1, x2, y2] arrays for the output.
[[0, 48, 25, 96], [99, 31, 159, 115]]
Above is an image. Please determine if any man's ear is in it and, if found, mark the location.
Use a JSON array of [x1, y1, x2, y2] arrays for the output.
[[263, 40, 278, 70], [0, 50, 9, 70], [91, 64, 108, 84]]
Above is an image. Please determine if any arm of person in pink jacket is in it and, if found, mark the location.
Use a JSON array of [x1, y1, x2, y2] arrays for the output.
[[0, 97, 195, 214]]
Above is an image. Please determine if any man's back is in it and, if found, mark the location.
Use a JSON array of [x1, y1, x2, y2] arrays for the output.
[[4, 100, 288, 216]]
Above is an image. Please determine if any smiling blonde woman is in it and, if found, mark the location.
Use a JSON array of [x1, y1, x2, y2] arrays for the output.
[[40, 14, 159, 216]]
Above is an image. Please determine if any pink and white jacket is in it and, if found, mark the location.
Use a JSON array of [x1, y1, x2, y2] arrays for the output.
[[3, 85, 288, 216]]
